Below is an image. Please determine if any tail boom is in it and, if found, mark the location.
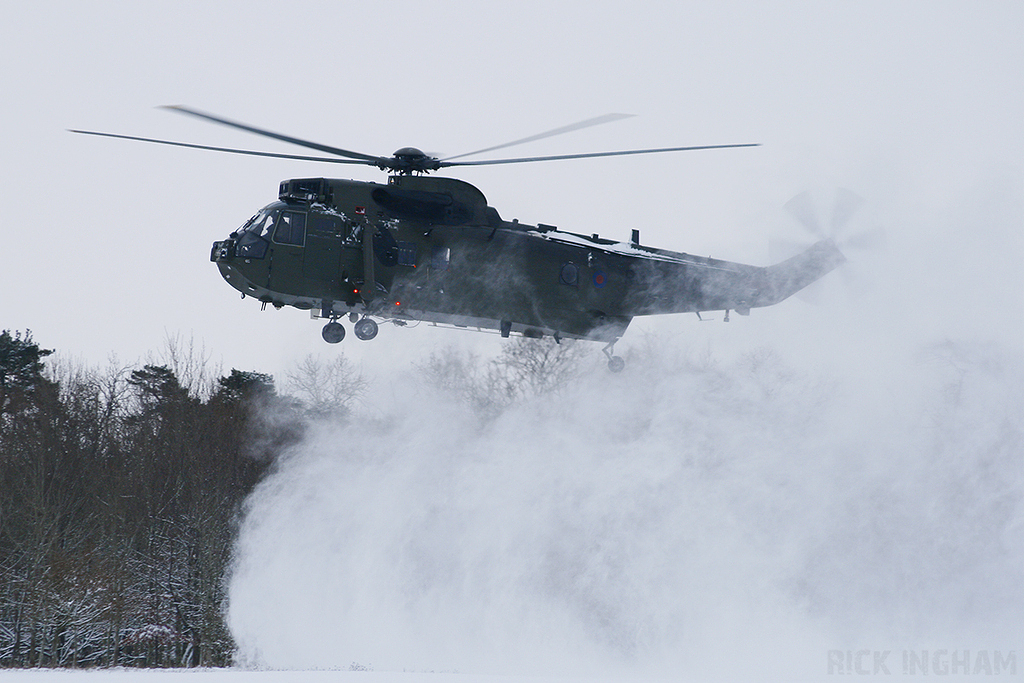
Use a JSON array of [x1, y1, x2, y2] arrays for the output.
[[624, 239, 846, 317]]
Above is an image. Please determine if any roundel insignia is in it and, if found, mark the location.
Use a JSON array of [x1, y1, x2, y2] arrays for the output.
[[593, 270, 607, 288]]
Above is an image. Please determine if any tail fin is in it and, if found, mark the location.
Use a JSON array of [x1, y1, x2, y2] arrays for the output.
[[755, 240, 846, 307]]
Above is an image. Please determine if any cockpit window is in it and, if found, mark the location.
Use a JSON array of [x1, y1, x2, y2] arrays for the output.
[[232, 206, 305, 258], [235, 209, 274, 259], [234, 213, 259, 236], [247, 211, 277, 239], [236, 231, 268, 259], [274, 211, 306, 246]]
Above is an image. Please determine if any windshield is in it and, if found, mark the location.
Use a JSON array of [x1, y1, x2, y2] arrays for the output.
[[234, 211, 264, 237], [233, 208, 279, 260], [244, 210, 277, 239], [235, 213, 258, 235]]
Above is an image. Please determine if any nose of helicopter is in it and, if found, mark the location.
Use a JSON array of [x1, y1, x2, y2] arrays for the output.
[[211, 238, 246, 290], [210, 239, 231, 262]]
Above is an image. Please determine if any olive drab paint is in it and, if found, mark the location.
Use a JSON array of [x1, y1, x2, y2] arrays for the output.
[[210, 174, 845, 361], [74, 107, 846, 371]]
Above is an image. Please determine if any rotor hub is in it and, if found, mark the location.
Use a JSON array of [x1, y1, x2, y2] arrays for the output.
[[387, 147, 440, 174]]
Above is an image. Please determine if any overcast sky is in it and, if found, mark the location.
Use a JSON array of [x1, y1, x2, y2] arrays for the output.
[[2, 1, 1021, 382], [4, 3, 1023, 677]]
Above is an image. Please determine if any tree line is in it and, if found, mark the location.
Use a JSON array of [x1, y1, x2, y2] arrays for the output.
[[0, 329, 587, 668], [0, 330, 369, 667]]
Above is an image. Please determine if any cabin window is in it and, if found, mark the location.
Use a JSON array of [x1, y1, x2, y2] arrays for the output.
[[430, 245, 450, 271], [307, 212, 346, 239], [397, 241, 417, 267], [274, 211, 306, 246], [559, 262, 579, 285]]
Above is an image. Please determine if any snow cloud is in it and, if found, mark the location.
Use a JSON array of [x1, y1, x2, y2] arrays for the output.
[[227, 338, 1023, 678]]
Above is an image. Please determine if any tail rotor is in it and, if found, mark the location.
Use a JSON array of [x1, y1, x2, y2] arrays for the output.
[[770, 189, 886, 303]]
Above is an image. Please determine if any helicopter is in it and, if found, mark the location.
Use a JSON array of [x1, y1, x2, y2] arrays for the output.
[[71, 107, 846, 372]]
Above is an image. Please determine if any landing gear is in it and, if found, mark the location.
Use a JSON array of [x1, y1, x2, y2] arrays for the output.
[[321, 315, 379, 343], [354, 317, 378, 341], [602, 341, 625, 373], [322, 321, 345, 343]]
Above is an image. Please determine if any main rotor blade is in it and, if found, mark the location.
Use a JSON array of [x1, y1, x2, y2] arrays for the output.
[[442, 113, 635, 162], [69, 129, 372, 165], [162, 105, 381, 163], [441, 143, 759, 167]]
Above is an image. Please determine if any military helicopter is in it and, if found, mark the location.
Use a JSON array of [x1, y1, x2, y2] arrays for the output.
[[72, 107, 845, 372]]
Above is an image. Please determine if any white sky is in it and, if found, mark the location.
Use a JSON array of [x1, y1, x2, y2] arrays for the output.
[[2, 0, 1022, 382]]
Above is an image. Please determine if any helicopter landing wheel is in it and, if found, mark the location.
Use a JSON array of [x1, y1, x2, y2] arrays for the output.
[[322, 321, 345, 344], [354, 318, 378, 341], [602, 340, 625, 372]]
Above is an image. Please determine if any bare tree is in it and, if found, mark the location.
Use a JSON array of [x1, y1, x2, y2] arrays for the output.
[[151, 332, 220, 401], [418, 338, 590, 419], [286, 353, 367, 419], [496, 337, 589, 395]]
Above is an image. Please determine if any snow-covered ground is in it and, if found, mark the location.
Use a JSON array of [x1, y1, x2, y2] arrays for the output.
[[0, 672, 635, 683]]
